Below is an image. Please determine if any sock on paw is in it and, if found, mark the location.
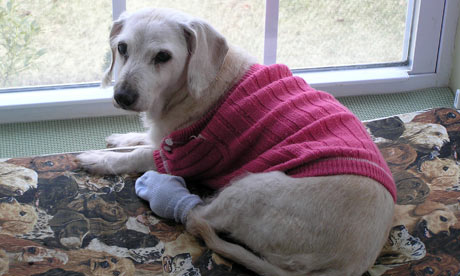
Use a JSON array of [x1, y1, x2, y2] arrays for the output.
[[135, 170, 203, 224]]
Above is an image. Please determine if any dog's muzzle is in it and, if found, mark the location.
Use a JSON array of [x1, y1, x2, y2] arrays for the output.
[[114, 88, 139, 109]]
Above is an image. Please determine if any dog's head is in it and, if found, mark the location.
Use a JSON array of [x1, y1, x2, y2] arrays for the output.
[[376, 225, 426, 265], [0, 197, 38, 235], [413, 201, 458, 237], [102, 8, 229, 114], [401, 123, 449, 153]]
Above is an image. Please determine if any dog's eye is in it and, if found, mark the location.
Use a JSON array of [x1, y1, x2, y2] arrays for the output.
[[118, 42, 128, 57], [440, 216, 448, 222], [154, 51, 171, 64]]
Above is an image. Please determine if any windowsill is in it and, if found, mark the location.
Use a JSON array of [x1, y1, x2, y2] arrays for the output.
[[302, 66, 410, 86], [0, 85, 113, 106], [0, 66, 438, 124], [0, 86, 135, 124]]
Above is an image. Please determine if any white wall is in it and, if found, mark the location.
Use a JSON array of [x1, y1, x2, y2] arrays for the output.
[[450, 15, 460, 91]]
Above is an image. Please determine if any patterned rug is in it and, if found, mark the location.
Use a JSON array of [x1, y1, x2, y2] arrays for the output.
[[1, 107, 460, 276]]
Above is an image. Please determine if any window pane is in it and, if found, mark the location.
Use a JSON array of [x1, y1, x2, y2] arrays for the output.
[[128, 0, 265, 63], [0, 0, 112, 89], [277, 0, 409, 69]]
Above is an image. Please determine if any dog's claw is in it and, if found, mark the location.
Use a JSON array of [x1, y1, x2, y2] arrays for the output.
[[76, 151, 113, 175]]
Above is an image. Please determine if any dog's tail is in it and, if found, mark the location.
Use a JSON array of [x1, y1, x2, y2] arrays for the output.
[[186, 211, 299, 276]]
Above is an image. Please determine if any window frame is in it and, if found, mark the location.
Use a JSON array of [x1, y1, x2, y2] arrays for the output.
[[0, 0, 458, 124]]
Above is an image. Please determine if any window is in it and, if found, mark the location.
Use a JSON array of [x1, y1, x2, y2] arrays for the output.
[[0, 1, 112, 89], [0, 0, 458, 123], [277, 0, 409, 69]]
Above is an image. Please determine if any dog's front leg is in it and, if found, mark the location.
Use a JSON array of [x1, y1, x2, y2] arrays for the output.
[[77, 147, 155, 175], [105, 132, 150, 148]]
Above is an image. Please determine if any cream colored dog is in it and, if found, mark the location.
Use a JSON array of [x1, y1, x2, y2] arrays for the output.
[[399, 122, 449, 153], [78, 8, 394, 275]]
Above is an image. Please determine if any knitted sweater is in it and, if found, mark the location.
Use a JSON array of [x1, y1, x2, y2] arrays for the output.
[[154, 64, 397, 202]]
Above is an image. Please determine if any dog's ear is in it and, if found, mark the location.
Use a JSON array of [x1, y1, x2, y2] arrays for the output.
[[181, 20, 229, 98], [413, 200, 446, 216], [101, 17, 125, 87]]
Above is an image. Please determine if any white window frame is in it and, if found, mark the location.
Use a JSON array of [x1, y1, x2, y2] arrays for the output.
[[0, 0, 459, 124]]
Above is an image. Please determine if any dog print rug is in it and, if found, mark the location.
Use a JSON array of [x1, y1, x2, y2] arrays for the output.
[[1, 107, 460, 276]]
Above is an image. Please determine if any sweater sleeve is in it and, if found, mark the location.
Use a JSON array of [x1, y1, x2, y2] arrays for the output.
[[153, 135, 225, 182]]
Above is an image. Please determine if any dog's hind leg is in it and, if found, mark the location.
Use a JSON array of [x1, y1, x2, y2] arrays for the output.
[[186, 171, 394, 276], [186, 211, 293, 276], [309, 269, 352, 276]]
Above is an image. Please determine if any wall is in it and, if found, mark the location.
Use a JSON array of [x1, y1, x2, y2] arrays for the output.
[[450, 15, 460, 91]]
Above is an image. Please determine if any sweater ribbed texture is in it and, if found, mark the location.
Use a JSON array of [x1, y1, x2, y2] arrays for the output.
[[154, 64, 397, 202]]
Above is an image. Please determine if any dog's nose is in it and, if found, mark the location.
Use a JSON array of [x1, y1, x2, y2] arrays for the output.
[[114, 89, 138, 109]]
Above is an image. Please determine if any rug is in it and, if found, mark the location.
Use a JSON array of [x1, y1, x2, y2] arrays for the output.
[[1, 107, 460, 275]]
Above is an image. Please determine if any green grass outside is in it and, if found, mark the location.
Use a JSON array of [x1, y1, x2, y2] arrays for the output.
[[1, 0, 407, 88]]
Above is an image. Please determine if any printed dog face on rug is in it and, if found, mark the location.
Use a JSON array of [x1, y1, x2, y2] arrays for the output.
[[417, 208, 457, 238], [412, 108, 460, 127], [376, 225, 426, 266], [378, 144, 418, 172], [400, 122, 449, 152], [162, 253, 200, 276], [0, 162, 37, 197], [406, 253, 460, 275], [0, 197, 37, 235], [394, 171, 429, 205], [399, 123, 449, 153], [412, 157, 460, 191], [19, 246, 69, 265]]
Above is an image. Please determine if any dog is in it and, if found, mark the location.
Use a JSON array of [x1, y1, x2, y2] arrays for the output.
[[0, 197, 37, 236], [0, 162, 37, 197], [385, 253, 460, 276], [412, 108, 460, 127], [77, 8, 395, 275], [409, 157, 460, 191], [377, 143, 418, 172], [393, 171, 429, 205], [85, 229, 164, 264], [372, 225, 425, 270], [393, 200, 457, 235], [365, 116, 405, 141], [398, 122, 449, 153]]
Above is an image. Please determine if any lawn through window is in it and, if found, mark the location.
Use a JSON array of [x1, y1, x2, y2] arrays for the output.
[[278, 0, 409, 69], [0, 0, 112, 89], [0, 0, 410, 90]]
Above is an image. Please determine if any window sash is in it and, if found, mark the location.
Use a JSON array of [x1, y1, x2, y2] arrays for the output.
[[264, 0, 279, 65], [0, 0, 434, 93], [0, 0, 458, 123]]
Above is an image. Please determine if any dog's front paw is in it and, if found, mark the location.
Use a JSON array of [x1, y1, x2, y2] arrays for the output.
[[105, 133, 148, 148], [76, 151, 118, 175]]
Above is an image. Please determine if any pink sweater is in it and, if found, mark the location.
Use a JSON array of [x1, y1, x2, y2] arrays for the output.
[[154, 64, 397, 202]]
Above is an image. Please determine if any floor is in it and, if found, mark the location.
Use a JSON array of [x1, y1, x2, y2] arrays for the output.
[[0, 87, 455, 159]]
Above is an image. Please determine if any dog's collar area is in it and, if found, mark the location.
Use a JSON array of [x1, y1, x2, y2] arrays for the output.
[[163, 138, 174, 152], [161, 134, 208, 153], [165, 138, 174, 146]]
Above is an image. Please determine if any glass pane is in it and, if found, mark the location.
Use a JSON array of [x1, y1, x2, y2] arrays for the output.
[[277, 0, 409, 69], [128, 0, 265, 63], [0, 0, 112, 89]]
